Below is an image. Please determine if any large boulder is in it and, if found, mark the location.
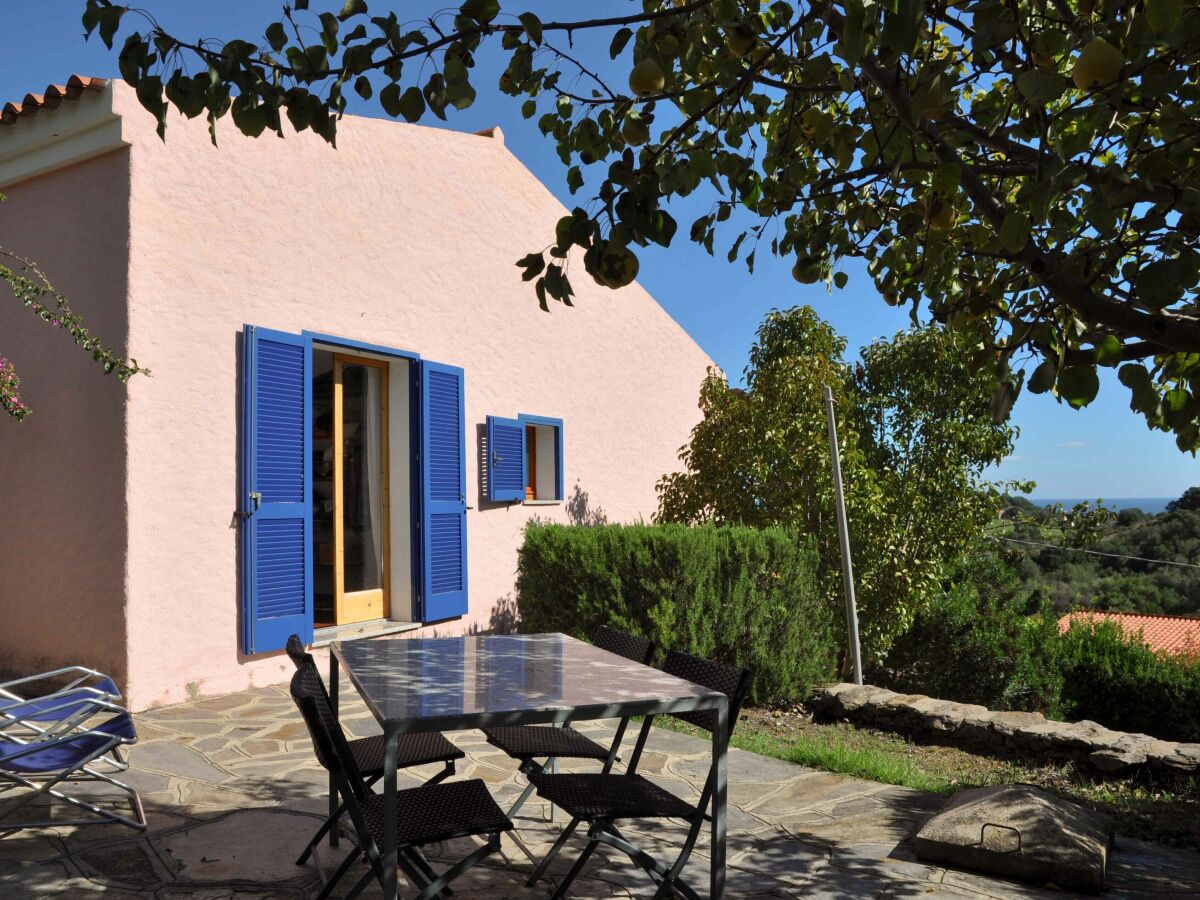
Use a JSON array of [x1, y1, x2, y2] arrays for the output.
[[913, 784, 1113, 893]]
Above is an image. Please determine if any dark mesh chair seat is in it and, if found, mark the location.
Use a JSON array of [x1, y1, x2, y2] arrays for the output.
[[525, 649, 752, 900], [480, 724, 610, 762], [527, 771, 697, 821], [360, 779, 513, 847], [349, 732, 463, 775], [483, 627, 655, 772]]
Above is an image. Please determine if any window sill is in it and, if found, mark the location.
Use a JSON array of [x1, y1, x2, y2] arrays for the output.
[[523, 499, 562, 506], [311, 619, 421, 647]]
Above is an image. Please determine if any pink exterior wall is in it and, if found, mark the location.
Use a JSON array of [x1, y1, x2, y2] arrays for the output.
[[26, 84, 712, 710], [0, 149, 132, 683]]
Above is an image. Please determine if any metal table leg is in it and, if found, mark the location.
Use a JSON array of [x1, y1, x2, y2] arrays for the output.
[[329, 652, 339, 849], [383, 728, 399, 899], [711, 697, 728, 899]]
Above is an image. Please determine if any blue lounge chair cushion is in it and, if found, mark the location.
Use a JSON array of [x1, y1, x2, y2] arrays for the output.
[[0, 714, 136, 774], [0, 678, 121, 722]]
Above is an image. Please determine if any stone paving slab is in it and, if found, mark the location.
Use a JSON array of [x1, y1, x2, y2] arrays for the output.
[[0, 682, 1197, 898]]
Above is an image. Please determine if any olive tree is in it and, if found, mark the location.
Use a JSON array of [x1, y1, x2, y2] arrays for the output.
[[85, 0, 1200, 448]]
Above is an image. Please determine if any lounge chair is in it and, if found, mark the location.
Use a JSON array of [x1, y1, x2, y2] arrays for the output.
[[0, 692, 145, 838]]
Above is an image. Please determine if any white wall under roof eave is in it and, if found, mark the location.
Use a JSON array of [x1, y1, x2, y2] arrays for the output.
[[0, 83, 127, 189]]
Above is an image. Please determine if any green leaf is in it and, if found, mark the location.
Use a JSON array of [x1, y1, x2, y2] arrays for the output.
[[354, 76, 372, 100], [98, 6, 126, 50], [265, 22, 287, 52], [338, 0, 369, 20], [516, 252, 545, 282], [379, 82, 403, 117], [459, 0, 499, 24], [609, 28, 633, 60], [1057, 366, 1100, 408], [1146, 0, 1182, 35], [1016, 69, 1067, 105], [999, 212, 1030, 254], [1095, 334, 1122, 367], [833, 271, 848, 289], [398, 86, 426, 122], [1028, 358, 1057, 394], [518, 12, 543, 45]]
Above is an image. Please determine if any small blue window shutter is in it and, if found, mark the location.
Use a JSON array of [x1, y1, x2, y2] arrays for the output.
[[419, 360, 468, 622], [241, 326, 312, 654], [486, 416, 525, 502]]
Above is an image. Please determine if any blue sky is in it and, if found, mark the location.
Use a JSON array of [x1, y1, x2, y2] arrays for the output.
[[2, 1, 1194, 500]]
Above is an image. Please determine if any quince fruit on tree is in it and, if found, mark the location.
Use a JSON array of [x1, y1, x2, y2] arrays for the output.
[[629, 59, 666, 97], [1072, 37, 1124, 89]]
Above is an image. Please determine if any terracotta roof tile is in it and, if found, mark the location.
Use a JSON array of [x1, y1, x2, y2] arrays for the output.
[[1059, 610, 1200, 657], [0, 75, 106, 126]]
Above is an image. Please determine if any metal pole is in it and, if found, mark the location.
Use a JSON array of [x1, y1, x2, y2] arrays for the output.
[[823, 385, 863, 685]]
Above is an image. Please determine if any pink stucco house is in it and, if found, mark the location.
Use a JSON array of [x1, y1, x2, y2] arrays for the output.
[[0, 76, 711, 712]]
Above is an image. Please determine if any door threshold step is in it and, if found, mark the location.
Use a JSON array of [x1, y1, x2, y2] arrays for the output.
[[312, 619, 421, 646]]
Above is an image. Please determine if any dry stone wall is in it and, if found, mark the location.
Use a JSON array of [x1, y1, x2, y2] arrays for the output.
[[811, 683, 1200, 777]]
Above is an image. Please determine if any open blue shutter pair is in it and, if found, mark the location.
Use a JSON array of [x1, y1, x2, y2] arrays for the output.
[[485, 414, 564, 503], [241, 328, 468, 654]]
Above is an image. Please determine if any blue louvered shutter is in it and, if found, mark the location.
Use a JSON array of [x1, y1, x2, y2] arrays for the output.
[[418, 360, 468, 622], [485, 415, 525, 502], [241, 326, 312, 654]]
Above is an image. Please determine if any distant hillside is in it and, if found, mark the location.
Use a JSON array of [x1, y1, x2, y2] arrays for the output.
[[1006, 489, 1200, 617]]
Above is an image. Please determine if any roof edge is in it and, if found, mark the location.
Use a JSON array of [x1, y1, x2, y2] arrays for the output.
[[0, 78, 127, 189]]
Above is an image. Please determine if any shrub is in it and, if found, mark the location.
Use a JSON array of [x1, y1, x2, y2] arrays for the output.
[[873, 554, 1062, 715], [516, 523, 835, 704], [1057, 619, 1200, 742]]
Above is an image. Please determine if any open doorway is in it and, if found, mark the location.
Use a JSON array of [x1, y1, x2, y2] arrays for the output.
[[313, 346, 414, 627]]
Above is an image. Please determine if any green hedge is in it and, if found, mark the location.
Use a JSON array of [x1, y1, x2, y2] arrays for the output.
[[1058, 620, 1200, 743], [516, 523, 835, 704], [874, 555, 1063, 715]]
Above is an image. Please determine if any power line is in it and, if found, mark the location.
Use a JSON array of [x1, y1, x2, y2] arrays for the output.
[[995, 535, 1200, 570]]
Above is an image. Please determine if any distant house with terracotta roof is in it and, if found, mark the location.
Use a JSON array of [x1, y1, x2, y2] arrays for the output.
[[1058, 611, 1200, 659], [0, 75, 713, 710]]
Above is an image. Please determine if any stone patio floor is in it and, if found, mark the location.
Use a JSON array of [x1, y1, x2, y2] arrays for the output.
[[3, 681, 1199, 898]]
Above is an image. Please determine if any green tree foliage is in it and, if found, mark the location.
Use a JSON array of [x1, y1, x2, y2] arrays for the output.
[[0, 211, 145, 420], [655, 306, 1025, 662], [874, 552, 1063, 715], [516, 522, 835, 703], [1058, 617, 1200, 742], [1007, 487, 1200, 616], [86, 0, 1200, 448], [1167, 486, 1200, 512]]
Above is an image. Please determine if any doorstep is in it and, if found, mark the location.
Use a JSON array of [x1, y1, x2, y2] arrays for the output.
[[311, 618, 421, 647]]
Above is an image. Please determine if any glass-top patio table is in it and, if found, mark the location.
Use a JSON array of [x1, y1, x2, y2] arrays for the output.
[[329, 633, 730, 898]]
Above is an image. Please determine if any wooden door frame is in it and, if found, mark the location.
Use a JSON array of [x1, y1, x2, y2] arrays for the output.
[[333, 353, 391, 624]]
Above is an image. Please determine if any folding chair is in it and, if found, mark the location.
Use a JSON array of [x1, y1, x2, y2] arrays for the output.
[[481, 626, 656, 820], [0, 694, 146, 838], [284, 635, 464, 866], [525, 649, 750, 899], [289, 667, 513, 900], [1, 667, 122, 735]]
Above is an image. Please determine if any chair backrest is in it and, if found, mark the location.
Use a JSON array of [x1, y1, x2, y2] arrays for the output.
[[286, 634, 314, 670], [661, 650, 751, 738], [593, 625, 656, 666], [288, 666, 368, 800]]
